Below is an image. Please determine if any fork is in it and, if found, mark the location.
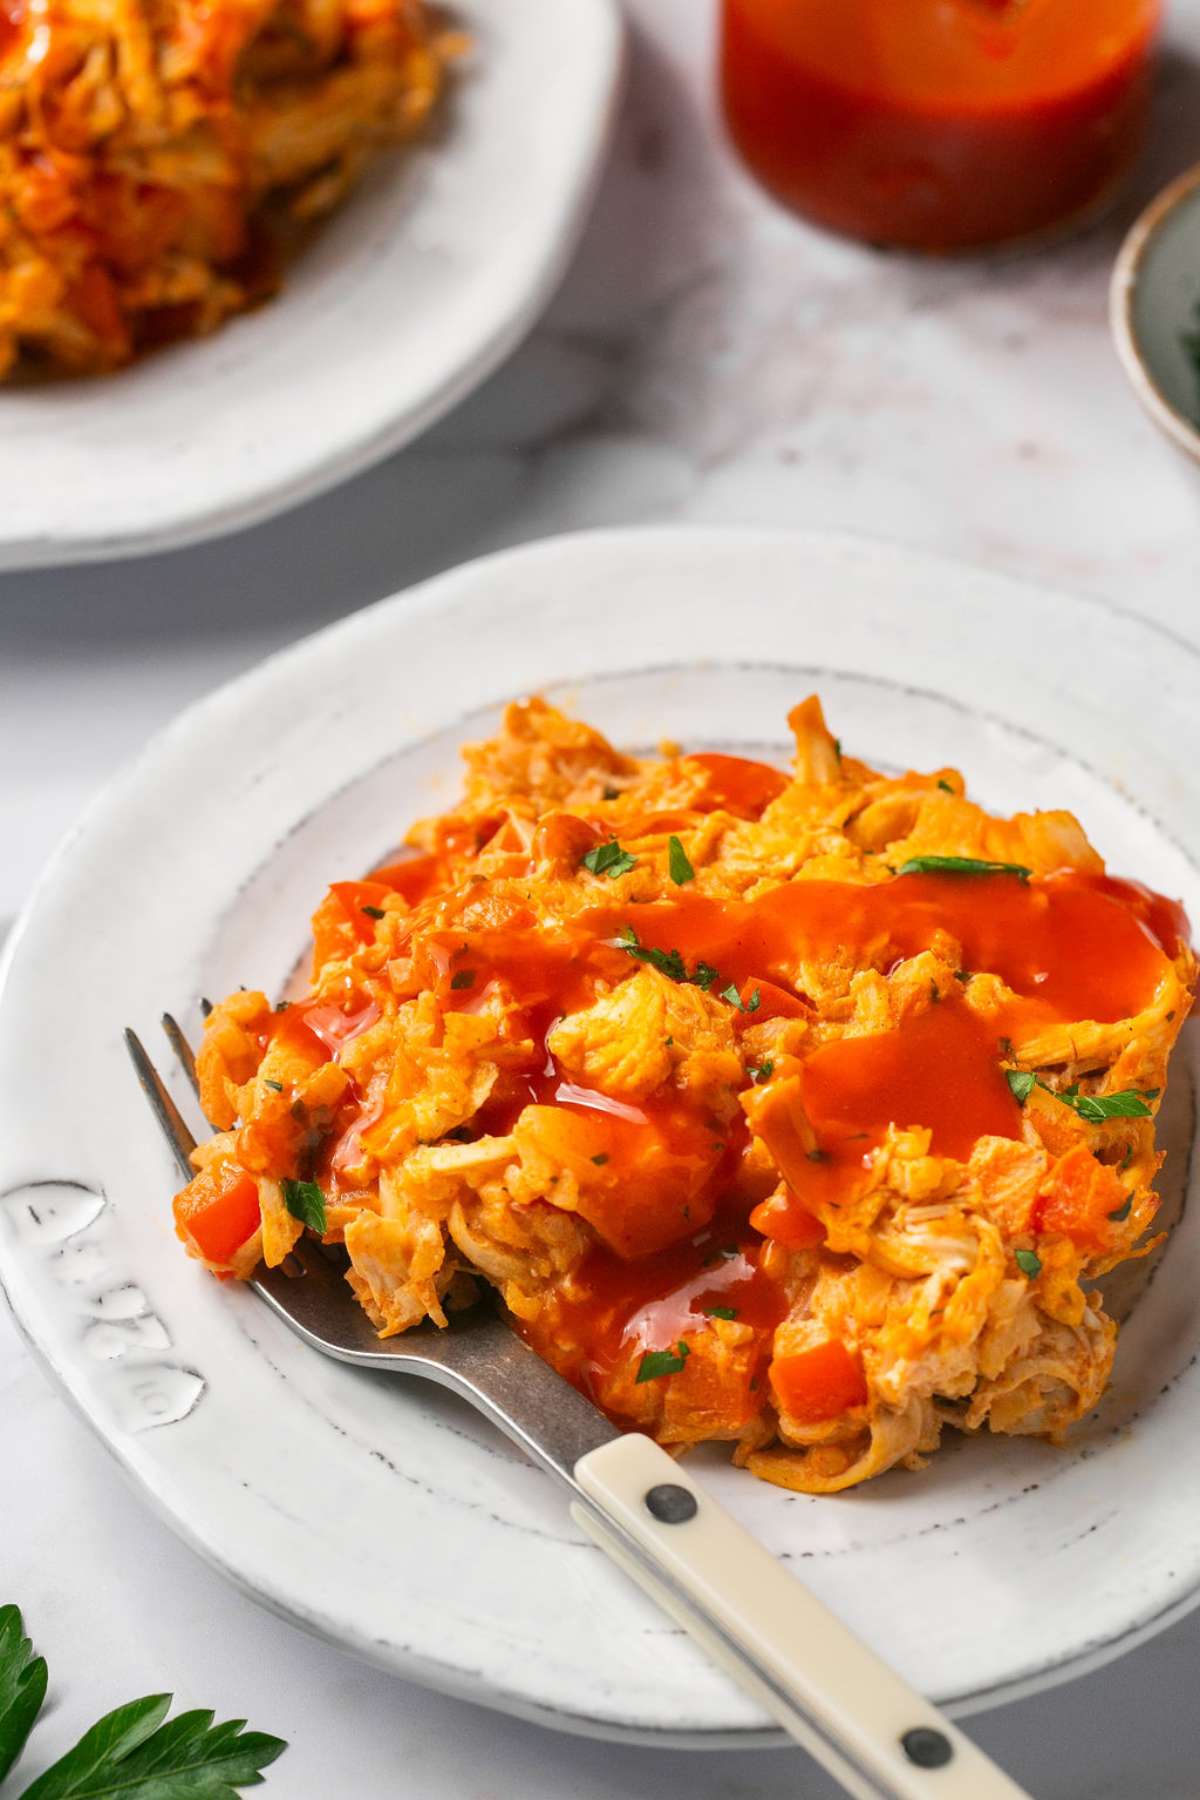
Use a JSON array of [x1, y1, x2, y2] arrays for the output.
[[127, 1015, 1030, 1800]]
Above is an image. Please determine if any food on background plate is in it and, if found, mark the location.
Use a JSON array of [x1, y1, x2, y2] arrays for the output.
[[174, 697, 1195, 1494], [0, 0, 459, 375]]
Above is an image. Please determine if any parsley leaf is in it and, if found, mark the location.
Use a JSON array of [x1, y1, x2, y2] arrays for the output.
[[667, 835, 695, 886], [591, 1154, 609, 1167], [450, 969, 476, 991], [619, 927, 717, 990], [0, 1603, 47, 1784], [361, 904, 386, 920], [583, 840, 638, 879], [1014, 1248, 1042, 1279], [19, 1693, 286, 1799], [1006, 1070, 1036, 1104], [1108, 1196, 1133, 1222], [281, 1178, 327, 1235], [262, 1079, 284, 1093], [1058, 1088, 1154, 1123], [749, 1059, 774, 1084], [635, 1341, 691, 1383], [704, 1305, 738, 1321], [896, 856, 1031, 882], [936, 779, 955, 794]]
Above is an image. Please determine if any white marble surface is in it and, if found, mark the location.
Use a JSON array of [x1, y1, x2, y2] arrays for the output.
[[5, 0, 1200, 1793]]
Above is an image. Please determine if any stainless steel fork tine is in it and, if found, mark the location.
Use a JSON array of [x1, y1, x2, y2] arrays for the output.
[[124, 1027, 197, 1183], [161, 1011, 201, 1103]]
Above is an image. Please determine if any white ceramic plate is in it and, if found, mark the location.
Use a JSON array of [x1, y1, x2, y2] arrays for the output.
[[0, 0, 622, 572], [2, 528, 1199, 1746]]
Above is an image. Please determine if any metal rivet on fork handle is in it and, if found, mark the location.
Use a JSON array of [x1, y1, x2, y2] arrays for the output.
[[902, 1726, 954, 1769], [644, 1483, 698, 1524]]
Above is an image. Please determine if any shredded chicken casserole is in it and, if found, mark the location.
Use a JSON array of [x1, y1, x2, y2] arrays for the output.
[[0, 0, 456, 373], [176, 697, 1196, 1493]]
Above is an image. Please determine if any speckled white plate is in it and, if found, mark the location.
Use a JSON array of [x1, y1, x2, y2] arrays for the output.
[[2, 528, 1200, 1746], [0, 0, 622, 572]]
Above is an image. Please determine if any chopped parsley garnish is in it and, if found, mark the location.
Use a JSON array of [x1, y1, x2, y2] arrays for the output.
[[1006, 1070, 1036, 1104], [274, 999, 290, 1012], [704, 1306, 738, 1321], [620, 925, 719, 991], [281, 1178, 327, 1235], [1058, 1085, 1154, 1122], [1005, 1070, 1154, 1122], [591, 1154, 609, 1166], [719, 982, 761, 1013], [450, 969, 476, 991], [833, 737, 843, 760], [1014, 1248, 1042, 1279], [635, 1341, 691, 1383], [263, 1079, 284, 1093], [1120, 1145, 1135, 1171], [668, 835, 695, 885], [582, 839, 638, 879], [749, 1059, 774, 1084], [1108, 1196, 1133, 1222], [361, 904, 386, 920], [602, 785, 621, 801], [937, 779, 955, 794], [954, 970, 971, 983], [896, 855, 1031, 882]]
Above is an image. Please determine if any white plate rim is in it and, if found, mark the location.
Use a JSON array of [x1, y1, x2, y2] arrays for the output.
[[3, 524, 1200, 1744]]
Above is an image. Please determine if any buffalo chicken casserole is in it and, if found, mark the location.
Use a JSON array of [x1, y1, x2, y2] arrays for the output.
[[174, 697, 1195, 1493]]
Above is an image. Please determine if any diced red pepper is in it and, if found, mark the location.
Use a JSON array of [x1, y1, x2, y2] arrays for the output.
[[750, 1188, 825, 1249], [770, 1340, 868, 1422], [176, 1173, 260, 1264], [1033, 1145, 1128, 1253]]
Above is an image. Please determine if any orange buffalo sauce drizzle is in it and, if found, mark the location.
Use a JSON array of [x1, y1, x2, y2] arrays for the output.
[[285, 754, 1189, 1415]]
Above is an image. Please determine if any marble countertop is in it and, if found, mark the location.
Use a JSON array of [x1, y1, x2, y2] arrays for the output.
[[5, 1, 1200, 1793]]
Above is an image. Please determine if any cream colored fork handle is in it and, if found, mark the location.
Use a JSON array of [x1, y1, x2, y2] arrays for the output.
[[573, 1436, 1029, 1800]]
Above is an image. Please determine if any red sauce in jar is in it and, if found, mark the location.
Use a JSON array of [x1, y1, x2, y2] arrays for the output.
[[720, 0, 1162, 251]]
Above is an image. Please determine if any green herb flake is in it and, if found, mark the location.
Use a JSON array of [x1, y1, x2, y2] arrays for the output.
[[361, 904, 386, 920], [1006, 1070, 1036, 1105], [954, 970, 971, 984], [591, 1154, 609, 1167], [937, 779, 955, 794], [1108, 1196, 1133, 1222], [274, 999, 290, 1013], [450, 970, 476, 991], [602, 785, 620, 801], [667, 835, 695, 886], [18, 1691, 287, 1800], [281, 1178, 327, 1235], [833, 737, 843, 760], [263, 1079, 284, 1093], [1060, 1088, 1154, 1123], [635, 1341, 691, 1383], [582, 840, 638, 879], [691, 961, 720, 992], [896, 855, 1031, 882], [1120, 1145, 1135, 1172], [704, 1306, 738, 1321], [750, 1059, 774, 1085], [0, 1603, 48, 1785], [1014, 1248, 1042, 1279]]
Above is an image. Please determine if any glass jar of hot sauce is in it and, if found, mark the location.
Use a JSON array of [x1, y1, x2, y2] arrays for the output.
[[719, 0, 1163, 253]]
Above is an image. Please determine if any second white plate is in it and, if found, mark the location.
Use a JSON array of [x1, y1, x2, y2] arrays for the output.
[[0, 0, 622, 570]]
